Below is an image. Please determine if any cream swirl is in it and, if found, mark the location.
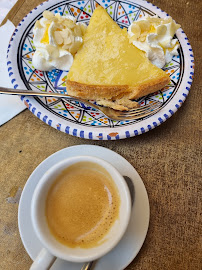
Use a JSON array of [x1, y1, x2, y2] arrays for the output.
[[128, 15, 181, 68], [32, 11, 87, 71]]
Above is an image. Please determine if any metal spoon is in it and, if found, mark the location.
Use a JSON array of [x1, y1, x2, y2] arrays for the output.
[[81, 261, 94, 270]]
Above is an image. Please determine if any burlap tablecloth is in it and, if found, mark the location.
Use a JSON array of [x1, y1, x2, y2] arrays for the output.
[[0, 0, 201, 269]]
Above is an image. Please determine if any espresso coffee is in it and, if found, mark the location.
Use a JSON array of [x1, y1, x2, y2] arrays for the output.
[[46, 161, 120, 248]]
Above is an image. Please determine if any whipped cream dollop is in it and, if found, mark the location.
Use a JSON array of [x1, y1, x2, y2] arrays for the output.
[[32, 11, 87, 71], [128, 15, 181, 68]]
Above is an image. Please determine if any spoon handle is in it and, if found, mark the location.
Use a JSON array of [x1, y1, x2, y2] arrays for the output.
[[81, 261, 94, 270]]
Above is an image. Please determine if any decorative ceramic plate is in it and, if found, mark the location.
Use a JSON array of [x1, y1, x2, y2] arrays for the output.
[[7, 0, 194, 140]]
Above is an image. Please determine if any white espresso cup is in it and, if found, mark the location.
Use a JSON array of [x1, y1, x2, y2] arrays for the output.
[[30, 156, 131, 269]]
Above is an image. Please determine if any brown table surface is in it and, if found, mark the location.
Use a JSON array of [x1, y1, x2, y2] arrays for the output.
[[0, 0, 201, 269]]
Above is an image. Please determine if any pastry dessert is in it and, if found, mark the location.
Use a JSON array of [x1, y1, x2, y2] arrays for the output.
[[66, 6, 170, 110]]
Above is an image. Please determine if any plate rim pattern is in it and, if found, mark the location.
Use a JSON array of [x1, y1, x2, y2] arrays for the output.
[[7, 0, 194, 140]]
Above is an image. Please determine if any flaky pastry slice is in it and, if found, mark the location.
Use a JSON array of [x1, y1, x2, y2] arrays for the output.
[[66, 6, 170, 111]]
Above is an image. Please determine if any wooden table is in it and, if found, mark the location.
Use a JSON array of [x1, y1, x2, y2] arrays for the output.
[[0, 0, 201, 269]]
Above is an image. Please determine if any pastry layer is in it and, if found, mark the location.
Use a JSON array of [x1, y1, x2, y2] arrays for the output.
[[67, 6, 170, 110]]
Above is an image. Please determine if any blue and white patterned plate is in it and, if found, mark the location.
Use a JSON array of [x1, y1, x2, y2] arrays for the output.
[[7, 0, 194, 140]]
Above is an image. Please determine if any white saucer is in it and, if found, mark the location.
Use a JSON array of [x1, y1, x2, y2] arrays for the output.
[[18, 145, 150, 270]]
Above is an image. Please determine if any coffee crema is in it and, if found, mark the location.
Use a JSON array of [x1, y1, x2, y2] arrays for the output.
[[46, 161, 120, 248]]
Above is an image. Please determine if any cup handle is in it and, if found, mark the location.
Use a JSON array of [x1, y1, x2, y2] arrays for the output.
[[30, 248, 56, 270]]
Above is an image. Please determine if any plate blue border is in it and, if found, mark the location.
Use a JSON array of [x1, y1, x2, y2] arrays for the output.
[[7, 0, 194, 140]]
